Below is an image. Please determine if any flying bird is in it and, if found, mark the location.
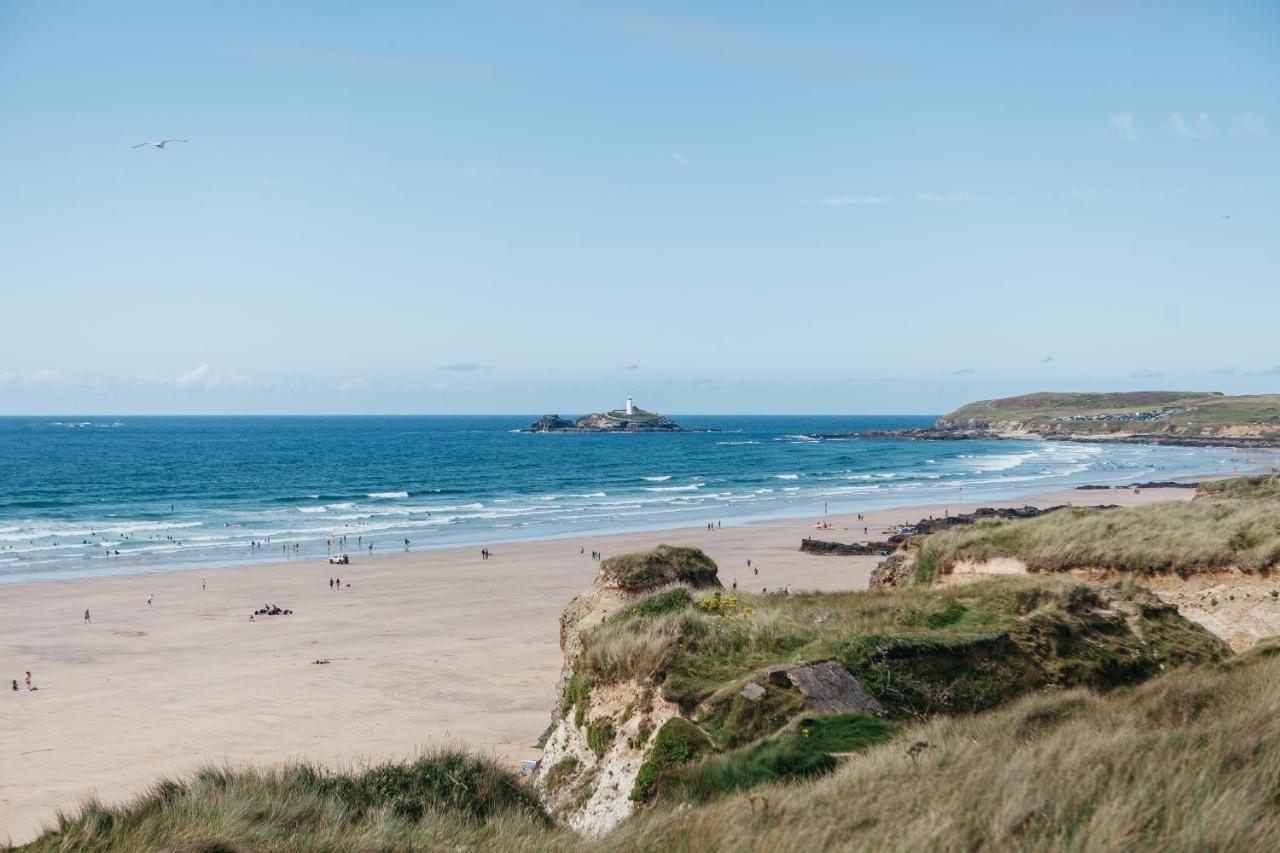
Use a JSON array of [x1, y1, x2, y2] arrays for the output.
[[132, 139, 188, 150]]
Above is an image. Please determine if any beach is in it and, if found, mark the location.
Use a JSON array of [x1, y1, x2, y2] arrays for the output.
[[0, 485, 1195, 844]]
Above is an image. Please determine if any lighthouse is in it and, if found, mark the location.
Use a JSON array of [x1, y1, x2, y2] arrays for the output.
[[625, 397, 634, 415]]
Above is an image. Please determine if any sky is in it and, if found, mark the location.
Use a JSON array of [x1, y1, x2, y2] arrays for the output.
[[1, 0, 1277, 415]]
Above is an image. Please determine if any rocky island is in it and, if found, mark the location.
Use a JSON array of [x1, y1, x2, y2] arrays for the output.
[[526, 398, 683, 433], [809, 391, 1280, 448]]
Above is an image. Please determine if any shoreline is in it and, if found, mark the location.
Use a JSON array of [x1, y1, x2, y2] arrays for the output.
[[8, 448, 1270, 587], [0, 481, 1236, 844]]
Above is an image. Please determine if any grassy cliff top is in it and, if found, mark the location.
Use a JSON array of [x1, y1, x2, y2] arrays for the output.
[[917, 475, 1280, 578], [938, 391, 1280, 434], [599, 545, 721, 592]]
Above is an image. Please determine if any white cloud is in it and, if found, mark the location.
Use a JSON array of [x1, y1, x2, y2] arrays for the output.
[[137, 365, 263, 391], [1167, 112, 1213, 139], [1247, 366, 1280, 376], [338, 377, 369, 394], [816, 195, 895, 206], [1234, 115, 1267, 137], [1130, 369, 1163, 379], [439, 362, 491, 372], [950, 367, 976, 375], [0, 369, 60, 389], [622, 363, 640, 371], [815, 192, 973, 207], [176, 364, 212, 387], [1102, 113, 1138, 141], [672, 153, 688, 167], [1211, 367, 1235, 376]]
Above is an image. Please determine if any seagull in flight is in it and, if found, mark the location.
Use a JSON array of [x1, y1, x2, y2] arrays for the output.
[[132, 139, 188, 150]]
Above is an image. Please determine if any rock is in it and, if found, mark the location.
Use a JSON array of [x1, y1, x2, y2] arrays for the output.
[[801, 537, 891, 556], [767, 661, 885, 715], [740, 681, 766, 702], [524, 406, 683, 432], [869, 553, 915, 589], [527, 414, 578, 432]]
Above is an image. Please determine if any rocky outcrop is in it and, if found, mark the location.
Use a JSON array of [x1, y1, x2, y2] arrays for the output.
[[527, 414, 578, 432], [526, 411, 683, 432], [801, 537, 892, 556], [767, 661, 885, 715], [534, 546, 721, 836], [869, 553, 916, 589]]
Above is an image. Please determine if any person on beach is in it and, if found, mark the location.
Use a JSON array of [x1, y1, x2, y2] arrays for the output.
[[404, 538, 410, 552], [732, 578, 737, 591], [202, 578, 206, 591], [336, 577, 341, 589], [329, 577, 334, 589], [84, 609, 90, 623], [25, 671, 34, 690], [368, 542, 373, 554], [147, 594, 153, 607]]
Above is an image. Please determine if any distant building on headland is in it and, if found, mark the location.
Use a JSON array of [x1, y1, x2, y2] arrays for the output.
[[525, 399, 681, 432]]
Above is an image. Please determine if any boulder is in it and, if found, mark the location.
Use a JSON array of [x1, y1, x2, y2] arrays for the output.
[[527, 414, 577, 432], [766, 661, 885, 716]]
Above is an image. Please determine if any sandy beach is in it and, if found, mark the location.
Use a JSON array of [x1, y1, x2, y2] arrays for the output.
[[0, 485, 1196, 844]]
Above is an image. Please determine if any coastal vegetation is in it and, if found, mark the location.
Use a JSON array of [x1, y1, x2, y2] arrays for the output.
[[23, 643, 1280, 852], [937, 390, 1280, 438], [576, 575, 1226, 718], [916, 475, 1280, 577]]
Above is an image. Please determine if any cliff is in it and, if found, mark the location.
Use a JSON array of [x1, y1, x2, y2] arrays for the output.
[[532, 543, 1223, 836], [936, 391, 1280, 439]]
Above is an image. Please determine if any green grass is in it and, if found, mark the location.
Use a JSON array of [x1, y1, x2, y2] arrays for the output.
[[16, 749, 552, 852], [938, 391, 1280, 435], [631, 719, 711, 803], [598, 545, 720, 592], [577, 576, 1226, 730], [919, 483, 1280, 574], [608, 646, 1280, 852], [615, 588, 691, 622], [657, 712, 899, 804]]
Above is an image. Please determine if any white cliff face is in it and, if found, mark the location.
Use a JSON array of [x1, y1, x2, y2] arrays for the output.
[[535, 679, 681, 837], [532, 546, 723, 837]]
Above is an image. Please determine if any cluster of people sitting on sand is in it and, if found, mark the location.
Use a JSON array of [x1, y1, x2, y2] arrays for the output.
[[11, 671, 36, 692], [253, 603, 292, 617]]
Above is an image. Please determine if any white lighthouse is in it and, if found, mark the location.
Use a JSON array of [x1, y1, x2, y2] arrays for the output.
[[625, 397, 634, 415]]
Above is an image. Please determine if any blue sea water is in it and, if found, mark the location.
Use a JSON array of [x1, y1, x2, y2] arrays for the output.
[[0, 415, 1255, 583]]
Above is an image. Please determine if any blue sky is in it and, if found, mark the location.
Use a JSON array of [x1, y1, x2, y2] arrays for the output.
[[1, 1, 1277, 414]]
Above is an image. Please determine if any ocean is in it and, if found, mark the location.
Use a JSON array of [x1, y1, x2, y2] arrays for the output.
[[0, 415, 1254, 583]]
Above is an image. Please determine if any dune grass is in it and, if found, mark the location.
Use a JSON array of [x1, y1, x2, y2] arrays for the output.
[[15, 749, 558, 853], [607, 642, 1280, 852], [919, 478, 1280, 576], [24, 646, 1280, 852], [657, 713, 899, 804], [575, 575, 1227, 723]]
